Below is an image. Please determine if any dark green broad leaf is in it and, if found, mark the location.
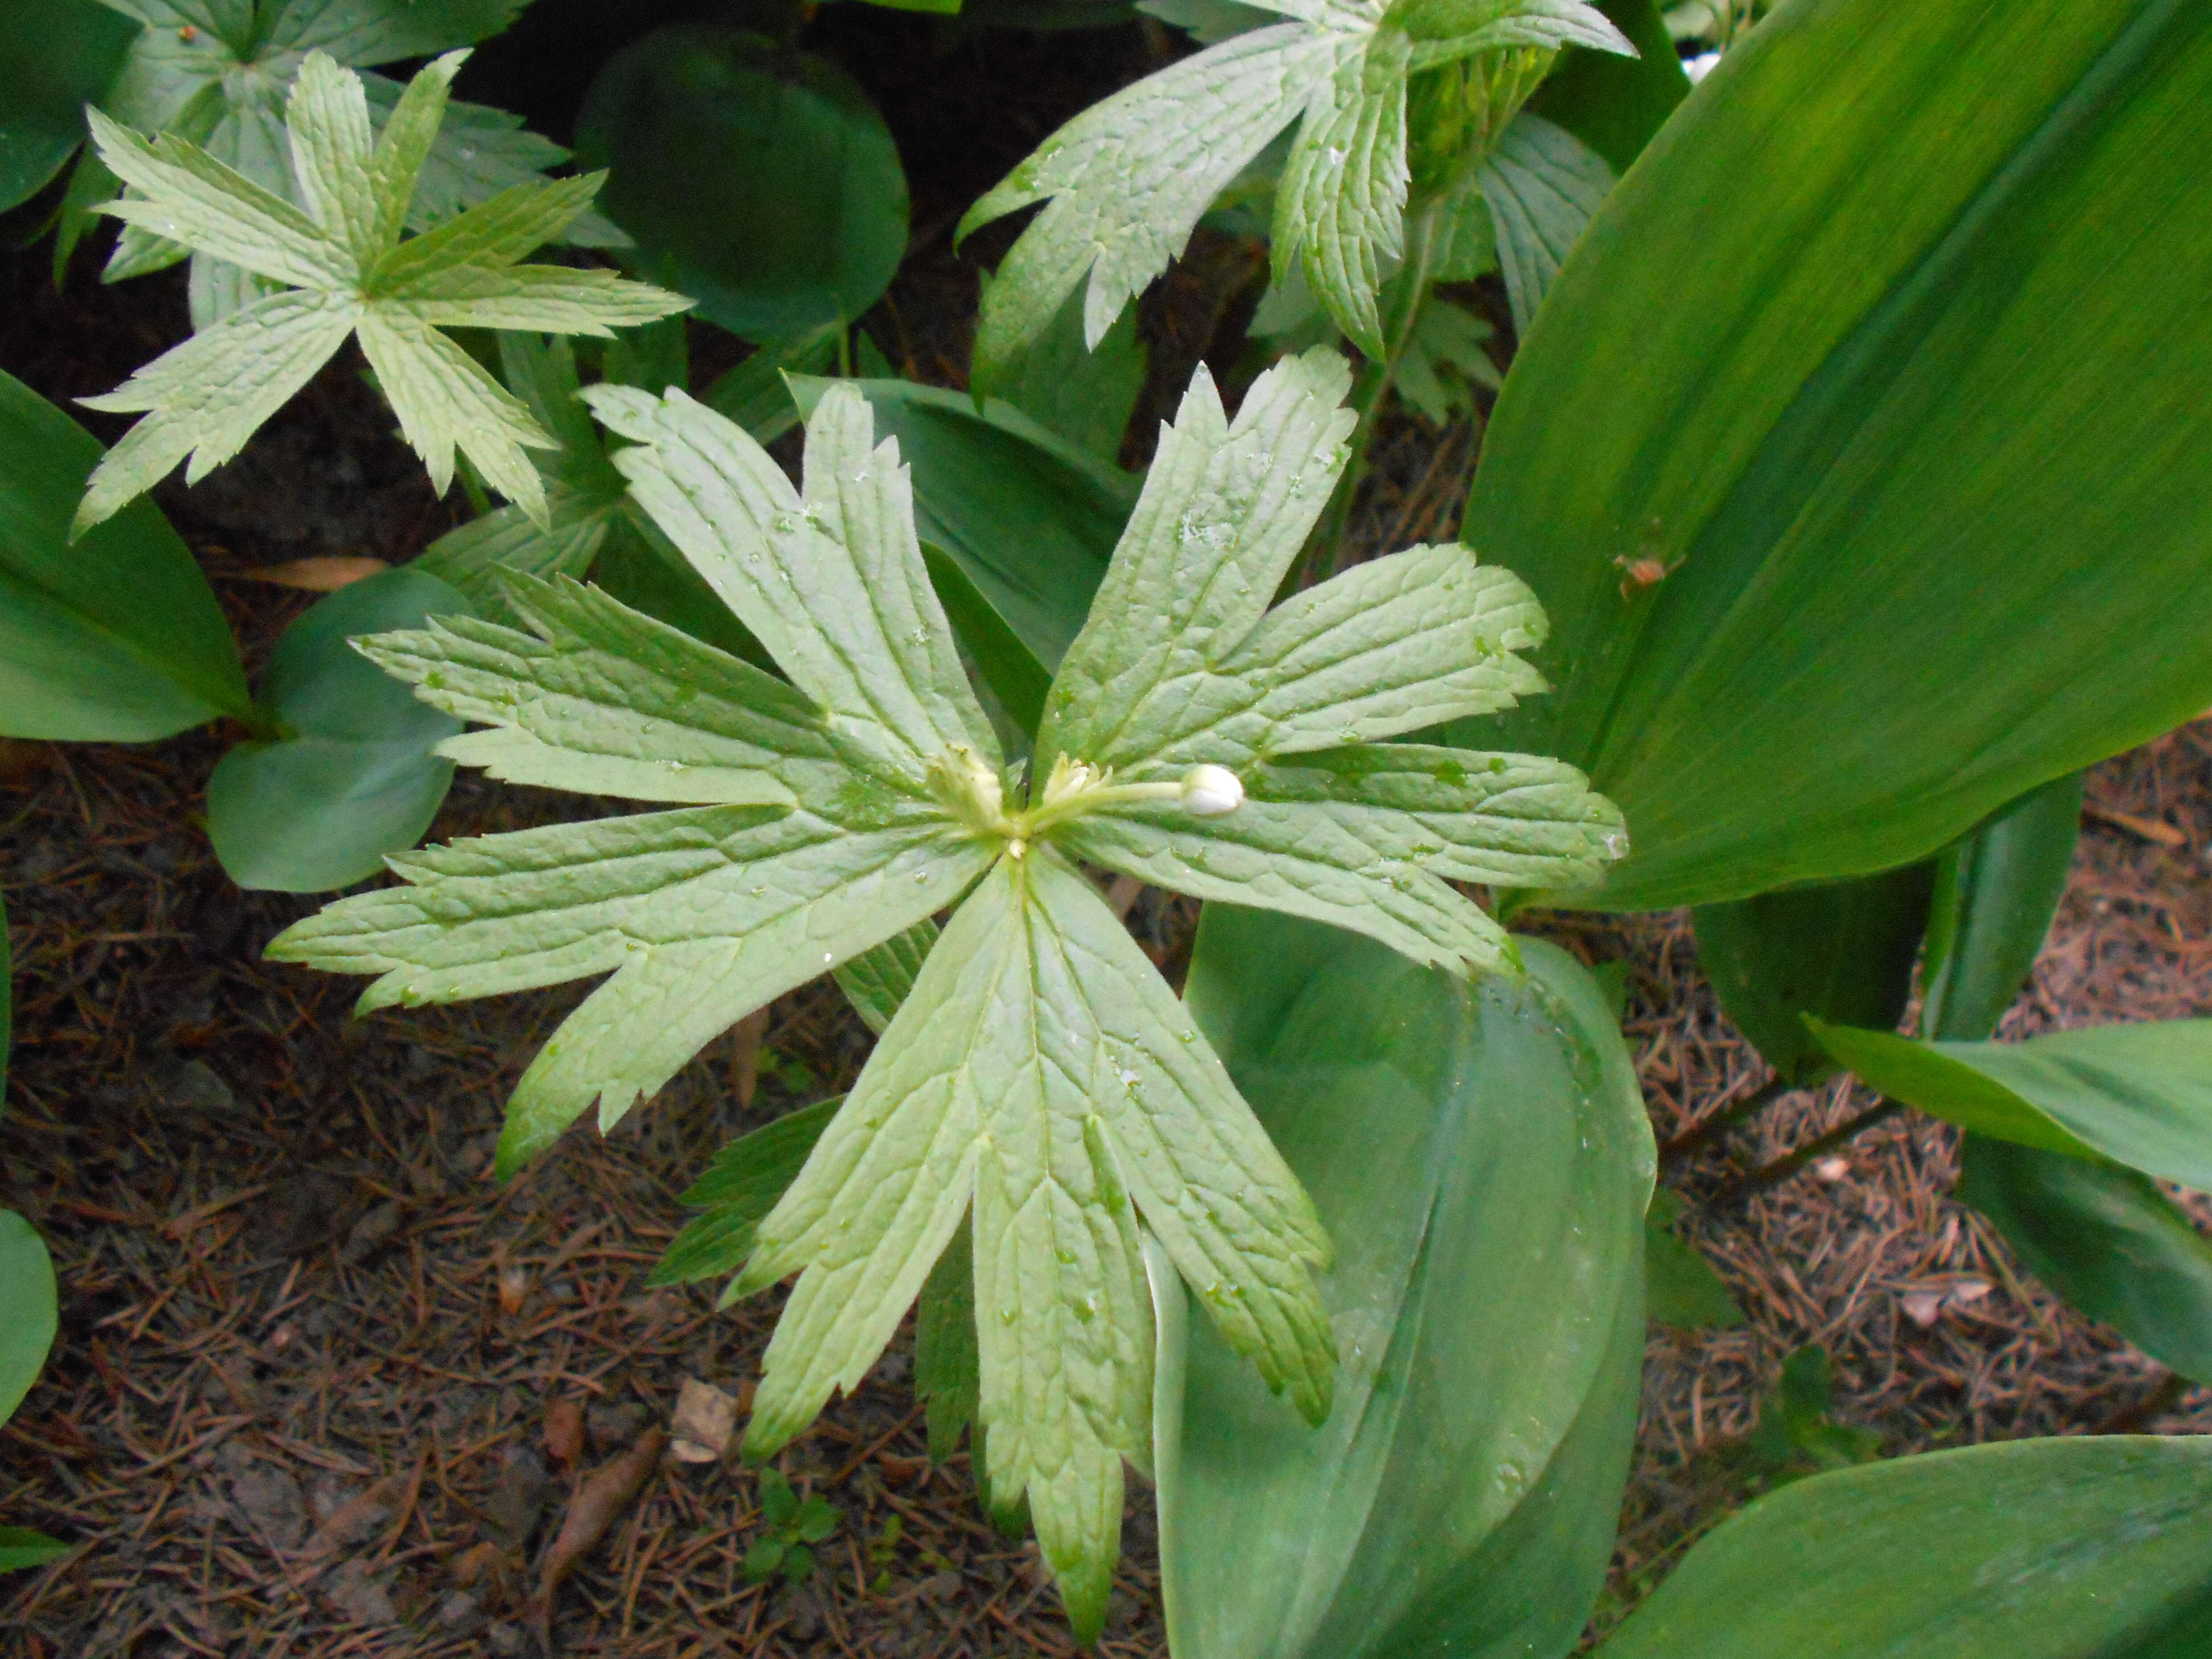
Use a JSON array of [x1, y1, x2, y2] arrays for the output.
[[1923, 772, 2084, 1044], [1645, 1189, 1742, 1330], [1593, 1437, 2212, 1659], [1959, 1139, 2212, 1385], [1745, 1345, 1880, 1478], [788, 375, 1135, 683], [0, 1208, 55, 1426], [0, 0, 136, 211], [974, 277, 1147, 465], [915, 1220, 980, 1461], [1463, 0, 2212, 912], [0, 1527, 70, 1573], [577, 26, 909, 341], [207, 570, 468, 892], [1917, 773, 2212, 1383], [1811, 1018, 2212, 1190], [702, 321, 843, 445], [1691, 862, 1934, 1085], [1526, 0, 1689, 175], [1159, 910, 1653, 1659], [0, 370, 250, 740]]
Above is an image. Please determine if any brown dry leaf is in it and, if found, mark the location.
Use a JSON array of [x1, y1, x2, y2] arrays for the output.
[[451, 1540, 521, 1609], [543, 1397, 585, 1468], [730, 1006, 772, 1109], [668, 1378, 738, 1464], [495, 1248, 529, 1317], [240, 556, 390, 591], [525, 1428, 666, 1652], [301, 1465, 413, 1557]]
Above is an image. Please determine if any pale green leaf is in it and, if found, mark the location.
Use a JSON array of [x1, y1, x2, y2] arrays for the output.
[[370, 174, 607, 289], [834, 918, 939, 1036], [75, 50, 686, 534], [1477, 111, 1614, 334], [1040, 352, 1546, 776], [362, 572, 842, 806], [1395, 0, 1633, 68], [284, 46, 382, 268], [410, 489, 611, 619], [587, 383, 999, 783], [740, 853, 1329, 1636], [1171, 540, 1547, 767], [87, 105, 344, 287], [964, 0, 1628, 368], [378, 262, 688, 335], [267, 804, 995, 1169], [1039, 348, 1354, 772], [1063, 797, 1515, 975], [363, 45, 463, 248], [74, 286, 358, 537], [356, 309, 552, 514], [1241, 742, 1624, 883], [1275, 27, 1411, 357], [962, 24, 1339, 373], [375, 85, 627, 247]]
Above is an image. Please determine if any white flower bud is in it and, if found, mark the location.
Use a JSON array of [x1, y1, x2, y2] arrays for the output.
[[1180, 763, 1244, 817]]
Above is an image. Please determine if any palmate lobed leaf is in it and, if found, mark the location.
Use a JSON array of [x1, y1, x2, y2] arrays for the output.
[[71, 49, 688, 539], [960, 0, 1630, 368], [272, 351, 1623, 1634], [94, 0, 619, 322]]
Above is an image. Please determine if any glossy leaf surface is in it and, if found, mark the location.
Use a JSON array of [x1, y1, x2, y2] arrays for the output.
[[1812, 1018, 2212, 1190], [1644, 1189, 1742, 1330], [1465, 0, 2212, 912], [0, 0, 135, 210], [0, 371, 249, 740], [208, 568, 467, 891], [1919, 772, 2212, 1382], [0, 1527, 70, 1573], [1525, 0, 1689, 174], [1923, 772, 2083, 1044], [1161, 911, 1653, 1659], [1594, 1437, 2212, 1658], [1691, 862, 1933, 1085], [0, 1209, 55, 1425], [1958, 1139, 2212, 1385], [577, 27, 908, 340]]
